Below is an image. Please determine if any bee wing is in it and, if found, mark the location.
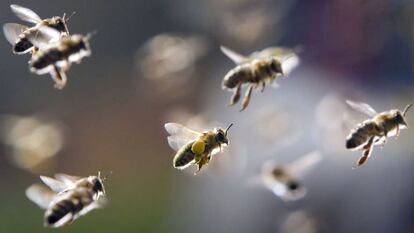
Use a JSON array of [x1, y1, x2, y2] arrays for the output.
[[54, 174, 80, 187], [280, 54, 300, 76], [40, 176, 70, 193], [26, 184, 56, 209], [220, 45, 250, 64], [3, 23, 28, 45], [167, 136, 195, 151], [287, 151, 322, 177], [165, 123, 201, 151], [346, 100, 378, 118], [26, 26, 60, 50], [10, 4, 42, 24]]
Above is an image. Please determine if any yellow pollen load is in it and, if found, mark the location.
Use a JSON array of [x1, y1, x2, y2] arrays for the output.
[[191, 140, 205, 154]]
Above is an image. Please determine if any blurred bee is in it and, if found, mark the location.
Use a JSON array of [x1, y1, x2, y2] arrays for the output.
[[221, 45, 300, 111], [165, 122, 233, 173], [3, 4, 71, 55], [252, 151, 321, 201], [27, 27, 92, 89], [345, 100, 412, 168], [26, 173, 106, 228]]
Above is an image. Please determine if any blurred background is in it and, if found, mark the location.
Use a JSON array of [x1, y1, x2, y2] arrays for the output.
[[0, 0, 414, 232]]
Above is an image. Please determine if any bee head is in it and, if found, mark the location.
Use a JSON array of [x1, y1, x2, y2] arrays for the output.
[[215, 123, 234, 145], [50, 16, 69, 35], [269, 58, 283, 75], [395, 104, 412, 127], [89, 172, 106, 198], [395, 111, 407, 127]]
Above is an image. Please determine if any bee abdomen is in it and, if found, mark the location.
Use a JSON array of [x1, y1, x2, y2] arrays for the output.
[[173, 143, 195, 168], [31, 50, 62, 70], [223, 66, 254, 89], [13, 38, 33, 54], [45, 198, 84, 226], [346, 122, 378, 149]]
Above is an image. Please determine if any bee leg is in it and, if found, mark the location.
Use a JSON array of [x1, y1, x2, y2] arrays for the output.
[[353, 136, 374, 169], [50, 66, 67, 90], [228, 84, 241, 106], [260, 81, 266, 92], [396, 125, 400, 138], [240, 85, 253, 111]]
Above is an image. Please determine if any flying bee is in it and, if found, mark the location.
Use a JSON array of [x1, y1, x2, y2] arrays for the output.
[[26, 173, 106, 228], [345, 100, 412, 168], [254, 151, 321, 201], [3, 4, 72, 55], [165, 122, 233, 173], [26, 27, 92, 89], [221, 45, 300, 111]]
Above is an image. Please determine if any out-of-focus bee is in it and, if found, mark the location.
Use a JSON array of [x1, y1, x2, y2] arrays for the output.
[[221, 45, 300, 111], [254, 151, 321, 201], [26, 173, 106, 228], [3, 4, 71, 55], [165, 122, 233, 173], [27, 27, 92, 89], [345, 100, 412, 168]]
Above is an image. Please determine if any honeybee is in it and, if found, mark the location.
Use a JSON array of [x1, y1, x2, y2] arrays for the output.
[[165, 122, 233, 173], [26, 173, 106, 228], [3, 4, 71, 55], [27, 27, 92, 89], [221, 45, 300, 111], [345, 100, 412, 168], [255, 151, 321, 201]]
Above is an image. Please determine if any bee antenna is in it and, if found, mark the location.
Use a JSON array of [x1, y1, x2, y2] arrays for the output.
[[63, 11, 76, 22], [403, 103, 413, 117], [225, 123, 234, 135]]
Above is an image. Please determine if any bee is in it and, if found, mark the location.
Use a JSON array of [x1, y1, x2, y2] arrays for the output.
[[26, 173, 106, 228], [164, 122, 233, 173], [345, 100, 412, 168], [3, 4, 71, 55], [221, 45, 300, 111], [26, 27, 92, 89], [257, 151, 321, 201]]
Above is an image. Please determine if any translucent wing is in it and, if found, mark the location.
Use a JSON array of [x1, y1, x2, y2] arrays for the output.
[[167, 136, 194, 151], [287, 151, 322, 177], [346, 100, 378, 118], [165, 123, 201, 137], [280, 54, 300, 76], [220, 45, 250, 64], [26, 26, 60, 49], [10, 4, 42, 24], [26, 184, 55, 209], [54, 174, 80, 187], [40, 176, 69, 193], [165, 123, 201, 151], [3, 23, 27, 45], [249, 47, 295, 60]]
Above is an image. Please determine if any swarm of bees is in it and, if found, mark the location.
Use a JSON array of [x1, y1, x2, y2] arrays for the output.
[[26, 173, 106, 228], [3, 4, 91, 89], [2, 2, 413, 231]]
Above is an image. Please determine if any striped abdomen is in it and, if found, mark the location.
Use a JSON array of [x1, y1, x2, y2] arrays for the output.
[[346, 121, 380, 149], [13, 37, 33, 54], [44, 188, 93, 227], [31, 49, 63, 71], [173, 142, 196, 168], [223, 65, 255, 89]]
